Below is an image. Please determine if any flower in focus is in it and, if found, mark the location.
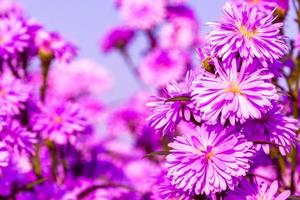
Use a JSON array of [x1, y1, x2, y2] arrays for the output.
[[0, 71, 30, 116], [159, 5, 200, 49], [192, 59, 278, 125], [1, 120, 37, 155], [139, 48, 187, 86], [226, 179, 290, 200], [101, 26, 135, 53], [166, 124, 254, 195], [242, 104, 297, 155], [152, 170, 192, 200], [147, 71, 200, 135], [35, 30, 77, 63], [119, 0, 166, 30], [32, 101, 88, 144], [0, 16, 30, 60], [209, 2, 288, 66]]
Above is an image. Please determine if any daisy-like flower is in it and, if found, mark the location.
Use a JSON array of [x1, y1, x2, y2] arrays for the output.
[[31, 101, 88, 144], [1, 120, 37, 155], [192, 59, 278, 125], [35, 30, 77, 63], [226, 179, 290, 200], [119, 0, 166, 30], [208, 1, 288, 66], [0, 71, 30, 116], [166, 124, 254, 195], [139, 48, 187, 86], [147, 71, 201, 135], [0, 16, 30, 60], [242, 104, 298, 155], [101, 26, 135, 53]]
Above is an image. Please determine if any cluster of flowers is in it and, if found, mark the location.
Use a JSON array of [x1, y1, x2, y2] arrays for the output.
[[0, 0, 299, 199]]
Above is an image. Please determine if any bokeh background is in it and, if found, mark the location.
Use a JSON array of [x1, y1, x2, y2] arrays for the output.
[[22, 0, 298, 102]]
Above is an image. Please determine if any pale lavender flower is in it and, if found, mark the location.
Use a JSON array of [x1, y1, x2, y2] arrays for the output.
[[101, 26, 135, 53], [242, 104, 298, 155], [226, 179, 290, 200], [147, 71, 201, 135], [120, 0, 166, 30], [0, 16, 30, 60], [49, 59, 112, 100], [209, 2, 288, 66], [166, 124, 254, 195], [139, 48, 187, 86], [32, 101, 88, 144], [0, 71, 30, 116], [192, 59, 278, 125]]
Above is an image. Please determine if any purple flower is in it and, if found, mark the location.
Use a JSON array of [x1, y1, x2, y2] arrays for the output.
[[192, 59, 278, 125], [226, 179, 290, 200], [139, 48, 187, 86], [0, 71, 30, 116], [119, 0, 166, 30], [32, 101, 88, 144], [35, 30, 77, 63], [101, 26, 135, 53], [0, 0, 24, 17], [0, 16, 30, 60], [152, 170, 192, 200], [208, 2, 288, 66], [0, 141, 9, 167], [1, 120, 37, 155], [147, 71, 201, 135], [242, 104, 298, 155], [159, 5, 200, 49], [166, 124, 254, 195]]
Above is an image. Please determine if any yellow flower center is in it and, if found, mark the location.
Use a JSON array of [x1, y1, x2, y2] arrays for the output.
[[205, 151, 215, 160], [53, 115, 64, 124], [224, 81, 242, 95], [239, 25, 257, 39]]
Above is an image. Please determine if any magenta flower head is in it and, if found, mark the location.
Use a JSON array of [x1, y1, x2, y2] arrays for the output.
[[119, 0, 166, 30], [35, 30, 77, 63], [0, 15, 30, 60], [101, 26, 135, 53], [208, 1, 288, 66], [1, 120, 37, 155], [147, 71, 201, 135], [139, 48, 187, 86], [166, 124, 254, 195], [32, 100, 88, 144], [0, 71, 30, 116], [192, 58, 278, 125], [242, 104, 298, 155], [226, 179, 290, 200]]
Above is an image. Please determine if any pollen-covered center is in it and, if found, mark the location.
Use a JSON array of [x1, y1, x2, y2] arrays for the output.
[[239, 25, 257, 39], [224, 81, 242, 95], [53, 115, 64, 124]]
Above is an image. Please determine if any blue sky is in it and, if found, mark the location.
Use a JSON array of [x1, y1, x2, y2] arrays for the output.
[[21, 0, 298, 103]]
